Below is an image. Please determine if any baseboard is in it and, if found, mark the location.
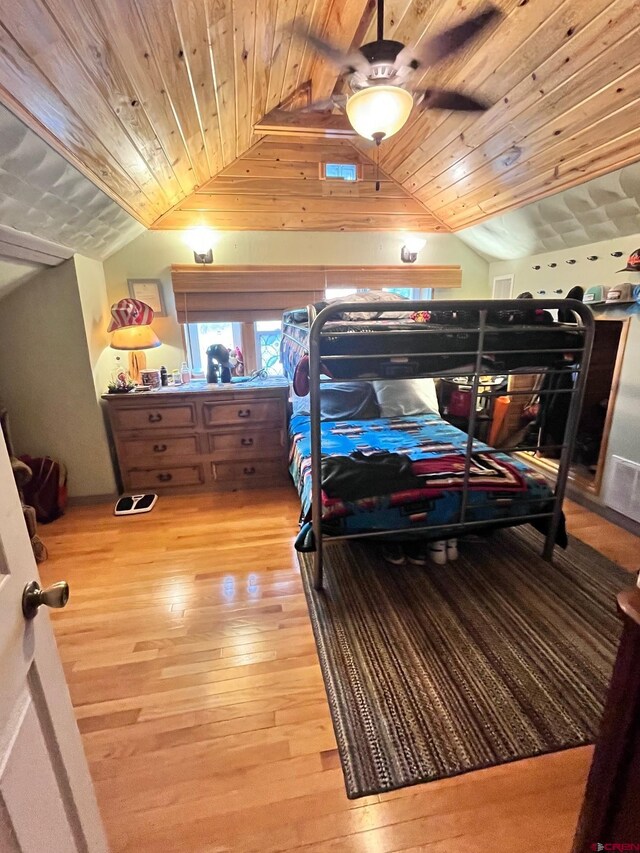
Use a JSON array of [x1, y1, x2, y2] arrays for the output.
[[67, 492, 118, 507], [566, 484, 640, 538]]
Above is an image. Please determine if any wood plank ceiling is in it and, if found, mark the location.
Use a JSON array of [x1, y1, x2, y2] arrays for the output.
[[155, 135, 444, 231], [0, 0, 638, 232]]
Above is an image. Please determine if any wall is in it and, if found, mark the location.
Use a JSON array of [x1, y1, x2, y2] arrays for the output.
[[489, 233, 640, 512], [103, 230, 490, 373], [0, 258, 116, 497], [74, 255, 113, 396]]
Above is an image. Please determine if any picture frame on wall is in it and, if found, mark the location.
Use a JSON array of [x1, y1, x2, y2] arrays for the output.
[[127, 278, 166, 316]]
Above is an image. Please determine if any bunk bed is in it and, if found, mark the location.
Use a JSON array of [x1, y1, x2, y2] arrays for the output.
[[281, 298, 595, 591]]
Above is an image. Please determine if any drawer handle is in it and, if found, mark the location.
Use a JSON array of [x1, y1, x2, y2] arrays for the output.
[[240, 437, 254, 447], [243, 466, 256, 476], [237, 408, 251, 419], [157, 472, 173, 482], [148, 413, 163, 423], [153, 443, 168, 453]]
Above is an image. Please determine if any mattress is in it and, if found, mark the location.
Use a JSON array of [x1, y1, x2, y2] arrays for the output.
[[281, 314, 584, 383], [289, 413, 556, 536]]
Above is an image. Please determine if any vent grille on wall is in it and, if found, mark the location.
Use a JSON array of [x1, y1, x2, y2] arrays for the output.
[[605, 456, 640, 523]]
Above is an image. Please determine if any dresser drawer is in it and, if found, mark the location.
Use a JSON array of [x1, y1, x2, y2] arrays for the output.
[[114, 403, 196, 431], [207, 430, 282, 457], [202, 398, 282, 428], [126, 465, 204, 490], [122, 435, 199, 462], [211, 459, 285, 483]]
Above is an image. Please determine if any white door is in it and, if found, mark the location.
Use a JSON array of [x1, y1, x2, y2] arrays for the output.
[[0, 439, 108, 851], [492, 274, 514, 299]]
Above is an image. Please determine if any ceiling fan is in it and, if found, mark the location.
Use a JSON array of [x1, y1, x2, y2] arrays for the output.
[[289, 0, 502, 144]]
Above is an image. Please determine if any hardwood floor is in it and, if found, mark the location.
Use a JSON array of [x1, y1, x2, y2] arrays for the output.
[[39, 489, 639, 853]]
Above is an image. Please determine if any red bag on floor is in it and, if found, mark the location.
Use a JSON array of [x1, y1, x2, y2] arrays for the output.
[[19, 456, 68, 523]]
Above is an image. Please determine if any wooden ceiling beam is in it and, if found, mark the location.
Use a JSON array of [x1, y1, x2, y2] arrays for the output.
[[191, 177, 414, 198], [254, 108, 357, 138], [154, 209, 441, 231], [308, 0, 371, 101]]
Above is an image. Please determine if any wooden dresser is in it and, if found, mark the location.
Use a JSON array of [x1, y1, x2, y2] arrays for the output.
[[102, 379, 290, 494]]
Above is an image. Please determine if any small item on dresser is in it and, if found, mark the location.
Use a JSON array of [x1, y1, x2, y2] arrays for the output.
[[139, 368, 162, 390], [234, 346, 245, 376], [160, 366, 168, 386], [171, 369, 182, 386], [107, 366, 135, 394], [208, 344, 232, 383], [206, 357, 218, 385], [180, 361, 191, 385]]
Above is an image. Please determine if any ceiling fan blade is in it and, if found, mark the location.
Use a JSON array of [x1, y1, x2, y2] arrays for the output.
[[401, 6, 502, 71], [288, 24, 371, 75], [418, 89, 490, 111]]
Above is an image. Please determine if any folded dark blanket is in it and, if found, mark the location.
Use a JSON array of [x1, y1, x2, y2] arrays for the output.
[[321, 451, 421, 501]]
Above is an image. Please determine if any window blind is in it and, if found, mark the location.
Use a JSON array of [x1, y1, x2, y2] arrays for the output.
[[170, 264, 462, 324]]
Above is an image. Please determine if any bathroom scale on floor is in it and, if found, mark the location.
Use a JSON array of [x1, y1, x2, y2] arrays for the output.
[[114, 494, 158, 516]]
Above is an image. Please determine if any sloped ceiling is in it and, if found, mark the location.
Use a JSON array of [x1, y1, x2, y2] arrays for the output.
[[0, 0, 638, 233], [0, 105, 143, 261], [458, 160, 640, 260], [155, 135, 444, 231]]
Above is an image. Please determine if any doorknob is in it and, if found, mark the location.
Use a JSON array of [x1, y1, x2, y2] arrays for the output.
[[22, 581, 69, 620]]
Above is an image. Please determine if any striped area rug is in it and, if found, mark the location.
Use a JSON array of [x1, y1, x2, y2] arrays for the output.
[[298, 526, 633, 798]]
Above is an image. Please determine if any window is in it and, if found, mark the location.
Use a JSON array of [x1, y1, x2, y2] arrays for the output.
[[187, 322, 242, 375], [186, 321, 284, 377], [185, 287, 435, 376], [322, 163, 360, 182], [255, 321, 283, 376]]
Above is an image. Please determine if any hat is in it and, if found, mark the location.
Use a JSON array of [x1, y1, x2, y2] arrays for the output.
[[107, 298, 154, 332], [617, 249, 640, 272], [605, 282, 640, 305], [583, 285, 610, 305]]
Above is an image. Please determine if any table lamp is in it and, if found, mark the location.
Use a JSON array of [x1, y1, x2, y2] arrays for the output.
[[108, 298, 160, 383]]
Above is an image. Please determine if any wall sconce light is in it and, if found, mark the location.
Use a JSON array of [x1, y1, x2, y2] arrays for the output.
[[587, 256, 598, 261], [186, 226, 216, 264], [400, 236, 426, 264], [611, 251, 624, 258]]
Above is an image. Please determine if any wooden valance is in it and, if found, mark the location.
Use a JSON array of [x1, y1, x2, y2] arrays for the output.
[[170, 264, 462, 323]]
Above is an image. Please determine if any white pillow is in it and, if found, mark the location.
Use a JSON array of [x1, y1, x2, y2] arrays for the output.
[[373, 378, 440, 417]]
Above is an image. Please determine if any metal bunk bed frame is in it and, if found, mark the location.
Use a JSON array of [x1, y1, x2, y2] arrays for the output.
[[300, 298, 594, 591]]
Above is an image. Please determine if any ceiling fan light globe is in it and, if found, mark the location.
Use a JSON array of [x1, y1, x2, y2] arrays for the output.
[[345, 85, 413, 141]]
